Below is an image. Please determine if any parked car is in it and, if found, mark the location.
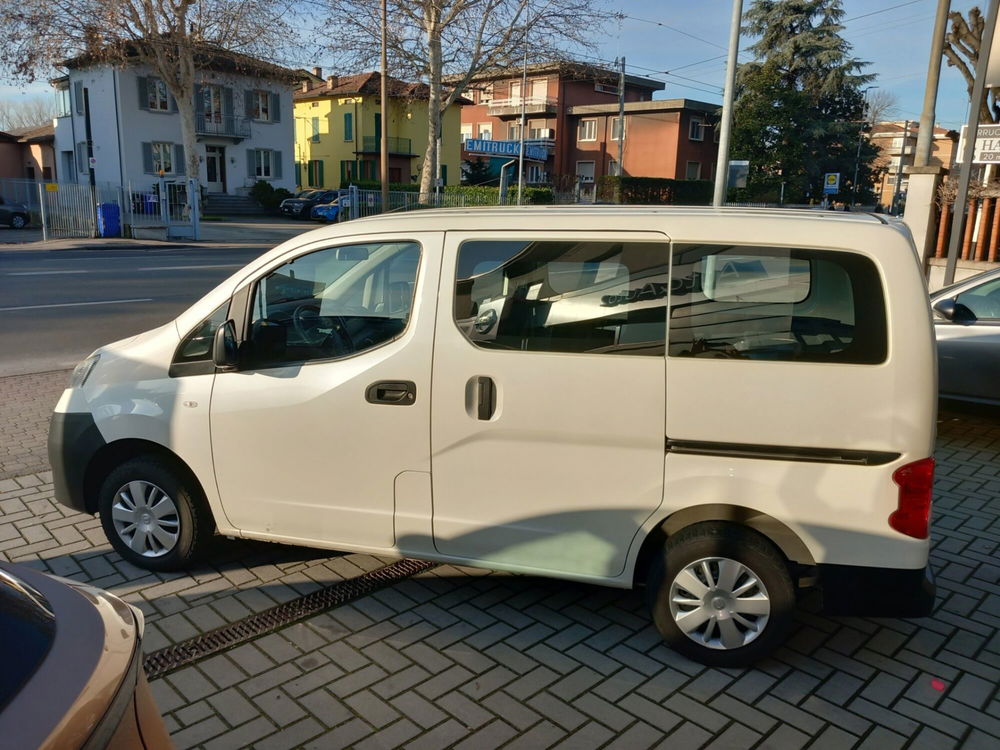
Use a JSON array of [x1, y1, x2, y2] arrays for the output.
[[279, 189, 339, 219], [0, 195, 30, 229], [49, 207, 936, 666], [931, 266, 1000, 404], [0, 562, 172, 749], [311, 197, 347, 223]]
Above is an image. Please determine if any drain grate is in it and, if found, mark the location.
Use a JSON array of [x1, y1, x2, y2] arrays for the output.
[[143, 558, 436, 680]]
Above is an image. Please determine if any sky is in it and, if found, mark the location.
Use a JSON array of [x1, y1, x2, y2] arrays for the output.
[[0, 0, 984, 130]]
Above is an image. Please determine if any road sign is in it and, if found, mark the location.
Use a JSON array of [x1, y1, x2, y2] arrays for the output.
[[955, 124, 1000, 163], [465, 139, 548, 162], [823, 172, 841, 195], [728, 160, 749, 189], [44, 183, 58, 192], [88, 156, 97, 168]]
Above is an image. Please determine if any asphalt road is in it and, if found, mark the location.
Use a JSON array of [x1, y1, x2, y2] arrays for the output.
[[0, 246, 270, 376]]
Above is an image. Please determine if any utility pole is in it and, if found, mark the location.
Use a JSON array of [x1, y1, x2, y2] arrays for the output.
[[915, 0, 951, 166], [891, 120, 910, 214], [380, 0, 389, 212], [516, 5, 529, 205], [944, 0, 999, 285], [83, 87, 99, 237], [713, 0, 744, 207], [617, 56, 625, 180], [852, 86, 877, 206]]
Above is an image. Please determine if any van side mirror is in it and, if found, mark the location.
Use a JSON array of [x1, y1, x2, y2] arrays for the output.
[[933, 298, 976, 325], [212, 320, 239, 369]]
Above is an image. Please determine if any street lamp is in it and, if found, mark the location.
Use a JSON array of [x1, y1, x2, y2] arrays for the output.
[[851, 86, 878, 207]]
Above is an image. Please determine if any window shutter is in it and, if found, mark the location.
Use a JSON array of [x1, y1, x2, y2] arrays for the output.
[[222, 87, 234, 116], [317, 159, 323, 187], [76, 142, 87, 172], [344, 112, 353, 141], [271, 93, 281, 122], [170, 95, 178, 113], [142, 142, 154, 174], [441, 164, 447, 186], [247, 149, 257, 179], [137, 77, 149, 110], [307, 160, 314, 186], [273, 151, 283, 180], [74, 81, 84, 114], [296, 161, 302, 187], [194, 85, 204, 116], [245, 90, 255, 118], [174, 144, 185, 175]]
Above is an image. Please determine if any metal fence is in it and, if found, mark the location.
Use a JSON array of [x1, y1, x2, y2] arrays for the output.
[[344, 187, 534, 221]]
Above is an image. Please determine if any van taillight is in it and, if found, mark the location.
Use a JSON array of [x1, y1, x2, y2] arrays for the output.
[[889, 457, 935, 539]]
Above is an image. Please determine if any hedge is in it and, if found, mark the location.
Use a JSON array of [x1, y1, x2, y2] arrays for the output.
[[596, 176, 714, 205]]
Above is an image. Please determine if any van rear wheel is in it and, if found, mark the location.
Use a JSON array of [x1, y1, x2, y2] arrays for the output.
[[98, 457, 214, 571], [646, 522, 794, 667]]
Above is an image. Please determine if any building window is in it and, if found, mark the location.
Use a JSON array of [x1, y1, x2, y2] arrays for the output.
[[42, 166, 52, 181], [307, 159, 324, 187], [508, 123, 521, 140], [252, 91, 271, 121], [461, 124, 473, 144], [152, 142, 173, 173], [55, 88, 71, 117], [578, 119, 597, 142], [685, 161, 701, 180], [311, 117, 321, 142], [255, 149, 273, 178], [886, 175, 896, 185], [478, 123, 492, 140], [611, 117, 625, 141], [479, 84, 494, 104], [526, 164, 546, 183], [344, 112, 353, 141], [148, 78, 170, 111], [689, 117, 705, 141]]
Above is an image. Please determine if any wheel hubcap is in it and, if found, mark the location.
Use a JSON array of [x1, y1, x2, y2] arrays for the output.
[[111, 480, 180, 557], [668, 556, 771, 650]]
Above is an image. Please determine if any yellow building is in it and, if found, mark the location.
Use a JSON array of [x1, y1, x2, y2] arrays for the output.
[[293, 71, 464, 189]]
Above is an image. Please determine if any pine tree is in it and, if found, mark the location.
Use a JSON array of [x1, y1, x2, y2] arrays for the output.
[[732, 0, 879, 203]]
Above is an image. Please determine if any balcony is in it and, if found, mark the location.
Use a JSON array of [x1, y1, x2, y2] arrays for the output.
[[360, 136, 415, 156], [488, 96, 558, 118], [196, 114, 251, 140]]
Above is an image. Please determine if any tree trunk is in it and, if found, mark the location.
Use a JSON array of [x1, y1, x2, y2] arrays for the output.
[[977, 197, 993, 260], [936, 202, 950, 258], [419, 8, 442, 203], [961, 198, 977, 260]]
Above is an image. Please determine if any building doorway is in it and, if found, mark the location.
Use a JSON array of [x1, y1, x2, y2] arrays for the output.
[[205, 146, 226, 193]]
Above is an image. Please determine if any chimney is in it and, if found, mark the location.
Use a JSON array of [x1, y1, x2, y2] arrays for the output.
[[327, 75, 337, 88], [301, 80, 310, 93], [312, 66, 322, 79]]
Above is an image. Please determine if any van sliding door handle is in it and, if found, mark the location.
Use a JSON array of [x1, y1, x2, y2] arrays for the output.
[[366, 380, 416, 405], [477, 376, 496, 420]]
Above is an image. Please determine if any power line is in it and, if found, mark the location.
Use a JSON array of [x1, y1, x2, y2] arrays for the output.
[[843, 0, 925, 23], [618, 13, 728, 51]]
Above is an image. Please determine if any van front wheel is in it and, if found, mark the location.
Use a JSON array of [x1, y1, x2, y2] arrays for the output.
[[98, 457, 214, 572], [646, 522, 794, 667]]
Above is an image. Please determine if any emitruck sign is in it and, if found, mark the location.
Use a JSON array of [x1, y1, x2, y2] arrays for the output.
[[955, 124, 1000, 163]]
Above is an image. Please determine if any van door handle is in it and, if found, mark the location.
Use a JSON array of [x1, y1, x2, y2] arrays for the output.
[[477, 376, 496, 420], [366, 380, 416, 405]]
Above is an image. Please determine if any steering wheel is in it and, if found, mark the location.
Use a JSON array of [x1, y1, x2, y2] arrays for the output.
[[292, 304, 354, 354]]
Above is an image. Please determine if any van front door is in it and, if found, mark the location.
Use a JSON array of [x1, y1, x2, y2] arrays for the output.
[[430, 231, 669, 579], [209, 233, 440, 550]]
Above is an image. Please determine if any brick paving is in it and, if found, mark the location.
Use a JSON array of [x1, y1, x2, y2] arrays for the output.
[[0, 369, 69, 479], [1, 371, 999, 748]]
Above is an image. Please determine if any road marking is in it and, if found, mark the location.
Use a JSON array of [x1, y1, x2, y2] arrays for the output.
[[138, 264, 243, 271], [8, 270, 92, 276], [0, 298, 153, 312]]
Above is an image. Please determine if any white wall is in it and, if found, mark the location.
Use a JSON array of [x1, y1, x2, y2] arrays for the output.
[[54, 63, 295, 195]]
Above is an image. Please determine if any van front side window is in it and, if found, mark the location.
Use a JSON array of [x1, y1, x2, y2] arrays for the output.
[[454, 239, 669, 355], [249, 241, 420, 367], [669, 244, 886, 364]]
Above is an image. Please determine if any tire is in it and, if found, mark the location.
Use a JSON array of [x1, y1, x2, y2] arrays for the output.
[[646, 522, 795, 667], [9, 214, 27, 229], [98, 456, 215, 572]]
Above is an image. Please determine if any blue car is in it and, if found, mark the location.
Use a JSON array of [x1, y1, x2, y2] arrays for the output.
[[311, 198, 345, 223]]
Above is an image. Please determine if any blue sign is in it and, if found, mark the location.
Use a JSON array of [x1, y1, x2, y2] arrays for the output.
[[466, 139, 548, 162], [823, 172, 841, 195]]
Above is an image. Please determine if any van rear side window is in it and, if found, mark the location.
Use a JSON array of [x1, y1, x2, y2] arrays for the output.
[[669, 245, 887, 364]]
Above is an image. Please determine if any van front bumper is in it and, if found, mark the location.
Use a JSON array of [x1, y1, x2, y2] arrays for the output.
[[818, 563, 936, 617], [48, 411, 106, 514]]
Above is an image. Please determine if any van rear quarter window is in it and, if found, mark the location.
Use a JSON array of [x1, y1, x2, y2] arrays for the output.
[[668, 244, 887, 364], [454, 239, 669, 355]]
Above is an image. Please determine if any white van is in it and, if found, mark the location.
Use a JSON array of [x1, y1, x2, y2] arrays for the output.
[[49, 207, 937, 666]]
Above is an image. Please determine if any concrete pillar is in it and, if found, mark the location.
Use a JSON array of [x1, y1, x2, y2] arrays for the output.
[[902, 165, 945, 262]]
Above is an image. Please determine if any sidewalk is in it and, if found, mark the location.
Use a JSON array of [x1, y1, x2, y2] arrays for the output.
[[0, 217, 316, 252]]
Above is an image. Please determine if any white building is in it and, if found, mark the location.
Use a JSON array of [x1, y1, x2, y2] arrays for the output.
[[52, 50, 296, 195]]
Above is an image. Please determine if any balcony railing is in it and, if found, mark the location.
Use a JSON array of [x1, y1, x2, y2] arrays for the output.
[[488, 96, 559, 118], [195, 114, 251, 139], [361, 136, 414, 155]]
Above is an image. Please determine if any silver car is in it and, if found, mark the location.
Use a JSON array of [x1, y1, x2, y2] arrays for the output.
[[931, 267, 1000, 403]]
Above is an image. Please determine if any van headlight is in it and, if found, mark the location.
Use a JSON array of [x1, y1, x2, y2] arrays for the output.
[[69, 353, 100, 388]]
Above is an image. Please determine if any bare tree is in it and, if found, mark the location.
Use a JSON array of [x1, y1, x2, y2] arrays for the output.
[[0, 0, 301, 181], [325, 0, 601, 200], [864, 89, 898, 126], [943, 6, 997, 123], [0, 96, 58, 131]]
